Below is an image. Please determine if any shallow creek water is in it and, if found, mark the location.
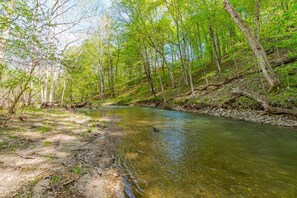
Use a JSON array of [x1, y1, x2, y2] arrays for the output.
[[91, 106, 297, 197]]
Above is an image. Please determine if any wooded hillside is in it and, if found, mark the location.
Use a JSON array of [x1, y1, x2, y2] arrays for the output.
[[1, 0, 296, 115]]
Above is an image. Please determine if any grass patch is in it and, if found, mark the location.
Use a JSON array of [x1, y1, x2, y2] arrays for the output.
[[46, 109, 65, 115], [45, 154, 54, 161], [43, 141, 52, 147], [39, 126, 52, 133], [86, 128, 93, 133], [30, 178, 41, 186], [0, 142, 6, 150], [72, 166, 84, 175], [50, 176, 61, 184]]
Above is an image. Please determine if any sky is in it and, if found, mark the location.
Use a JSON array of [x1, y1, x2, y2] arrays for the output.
[[57, 0, 113, 50]]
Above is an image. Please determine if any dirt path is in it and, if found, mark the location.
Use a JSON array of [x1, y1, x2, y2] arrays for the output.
[[0, 108, 123, 197]]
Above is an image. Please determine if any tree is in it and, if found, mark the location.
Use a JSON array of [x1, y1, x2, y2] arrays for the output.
[[223, 0, 280, 91]]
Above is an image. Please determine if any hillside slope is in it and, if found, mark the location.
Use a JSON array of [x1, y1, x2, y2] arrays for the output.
[[105, 48, 297, 127]]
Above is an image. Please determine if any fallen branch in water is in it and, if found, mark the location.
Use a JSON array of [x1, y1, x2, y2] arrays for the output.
[[231, 88, 297, 117]]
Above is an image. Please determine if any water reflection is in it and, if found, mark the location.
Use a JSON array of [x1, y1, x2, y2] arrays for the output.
[[91, 106, 297, 197]]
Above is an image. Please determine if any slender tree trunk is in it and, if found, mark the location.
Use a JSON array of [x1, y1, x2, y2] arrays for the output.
[[224, 0, 280, 90], [98, 75, 103, 99], [27, 81, 33, 106], [159, 48, 175, 88], [61, 80, 66, 105], [196, 23, 203, 58], [255, 0, 261, 41], [142, 44, 156, 96], [174, 19, 188, 87], [9, 62, 37, 114], [189, 66, 195, 97], [100, 68, 105, 98], [209, 25, 222, 73], [155, 51, 166, 105], [49, 65, 55, 103], [109, 54, 115, 98], [144, 61, 155, 96], [43, 64, 49, 103], [159, 74, 166, 105], [40, 83, 44, 103]]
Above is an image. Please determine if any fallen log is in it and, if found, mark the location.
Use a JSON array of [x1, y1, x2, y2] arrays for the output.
[[70, 101, 88, 109], [231, 88, 297, 117], [271, 56, 297, 68], [40, 102, 59, 109]]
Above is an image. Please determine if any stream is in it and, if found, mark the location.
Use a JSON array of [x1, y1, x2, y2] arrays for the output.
[[91, 106, 297, 197]]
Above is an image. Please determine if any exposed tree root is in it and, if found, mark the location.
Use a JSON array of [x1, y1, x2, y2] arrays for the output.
[[231, 88, 297, 117]]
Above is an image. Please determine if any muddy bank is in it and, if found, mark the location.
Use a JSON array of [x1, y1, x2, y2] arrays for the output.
[[131, 100, 297, 128], [0, 108, 123, 198]]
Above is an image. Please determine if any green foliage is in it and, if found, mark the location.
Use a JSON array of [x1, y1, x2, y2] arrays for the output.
[[72, 166, 84, 175], [1, 0, 296, 111], [50, 176, 61, 184]]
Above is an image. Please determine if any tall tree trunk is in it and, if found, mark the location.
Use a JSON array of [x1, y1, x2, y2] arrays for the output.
[[159, 47, 175, 88], [61, 80, 66, 105], [196, 23, 203, 59], [255, 0, 261, 41], [174, 19, 188, 87], [27, 81, 33, 106], [189, 66, 195, 97], [107, 43, 115, 98], [144, 61, 156, 96], [141, 44, 156, 96], [216, 28, 222, 57], [224, 0, 280, 91], [155, 51, 166, 105], [49, 65, 55, 103], [209, 25, 222, 73], [43, 69, 48, 103]]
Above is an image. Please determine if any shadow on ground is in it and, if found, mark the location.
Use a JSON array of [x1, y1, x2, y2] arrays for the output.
[[0, 109, 123, 198]]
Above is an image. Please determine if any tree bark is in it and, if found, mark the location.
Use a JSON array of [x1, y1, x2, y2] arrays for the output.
[[141, 44, 156, 96], [224, 0, 280, 91], [49, 65, 55, 103], [255, 0, 261, 41], [61, 80, 66, 105], [209, 25, 222, 73]]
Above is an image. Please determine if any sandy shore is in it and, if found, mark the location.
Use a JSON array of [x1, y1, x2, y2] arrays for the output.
[[0, 108, 123, 198]]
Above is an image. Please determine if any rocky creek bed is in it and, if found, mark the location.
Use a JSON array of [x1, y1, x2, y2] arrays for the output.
[[132, 101, 297, 128]]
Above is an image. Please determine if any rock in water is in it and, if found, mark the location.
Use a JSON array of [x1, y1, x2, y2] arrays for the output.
[[153, 127, 160, 132]]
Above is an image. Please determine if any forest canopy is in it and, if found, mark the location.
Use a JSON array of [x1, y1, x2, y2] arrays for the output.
[[0, 0, 296, 113]]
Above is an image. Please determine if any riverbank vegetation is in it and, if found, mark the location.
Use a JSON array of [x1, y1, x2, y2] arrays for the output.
[[1, 0, 296, 120]]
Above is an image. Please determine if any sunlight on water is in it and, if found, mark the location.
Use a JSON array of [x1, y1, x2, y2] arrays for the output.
[[91, 106, 297, 198]]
